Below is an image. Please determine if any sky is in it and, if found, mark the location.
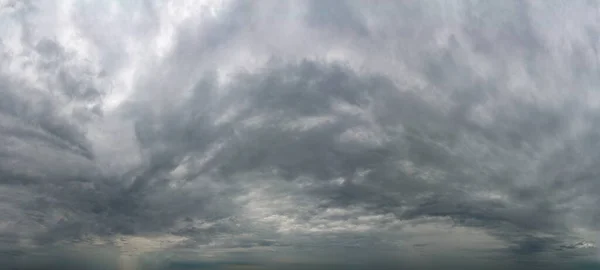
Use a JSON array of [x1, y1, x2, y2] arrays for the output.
[[1, 0, 600, 269]]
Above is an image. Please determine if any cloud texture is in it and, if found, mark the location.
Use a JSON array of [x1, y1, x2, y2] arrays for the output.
[[1, 0, 600, 269]]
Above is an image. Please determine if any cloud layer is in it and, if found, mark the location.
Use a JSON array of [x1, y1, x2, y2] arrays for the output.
[[1, 0, 600, 268]]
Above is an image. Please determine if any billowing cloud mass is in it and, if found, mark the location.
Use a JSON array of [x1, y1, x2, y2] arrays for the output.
[[1, 0, 600, 269]]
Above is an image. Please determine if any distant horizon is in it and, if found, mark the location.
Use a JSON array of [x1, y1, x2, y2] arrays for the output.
[[2, 244, 599, 270]]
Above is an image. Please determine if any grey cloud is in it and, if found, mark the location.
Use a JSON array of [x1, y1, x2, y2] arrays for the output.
[[121, 58, 591, 258], [2, 0, 600, 268], [305, 0, 368, 37]]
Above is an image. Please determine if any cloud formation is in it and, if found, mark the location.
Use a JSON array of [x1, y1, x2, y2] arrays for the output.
[[1, 0, 600, 268]]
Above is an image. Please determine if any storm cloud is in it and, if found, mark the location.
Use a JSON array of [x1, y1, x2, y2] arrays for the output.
[[1, 0, 600, 269]]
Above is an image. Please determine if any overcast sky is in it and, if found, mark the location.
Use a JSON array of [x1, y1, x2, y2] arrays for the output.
[[1, 0, 600, 269]]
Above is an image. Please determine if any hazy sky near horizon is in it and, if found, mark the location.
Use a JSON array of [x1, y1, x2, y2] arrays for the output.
[[1, 0, 600, 269]]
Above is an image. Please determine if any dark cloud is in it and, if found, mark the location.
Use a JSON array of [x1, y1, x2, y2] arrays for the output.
[[1, 0, 600, 268]]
